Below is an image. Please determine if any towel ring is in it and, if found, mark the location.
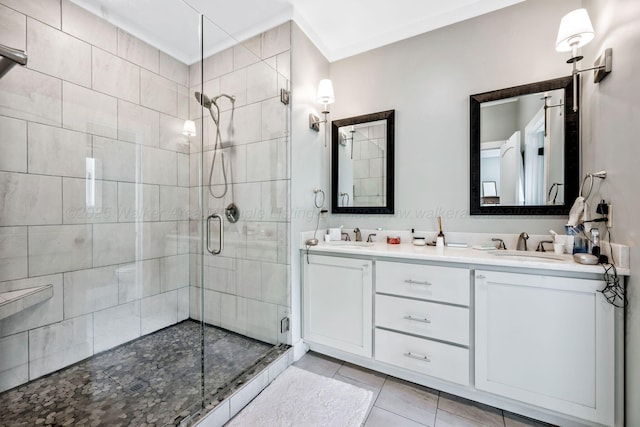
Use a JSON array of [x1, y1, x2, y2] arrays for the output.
[[579, 171, 607, 200], [313, 188, 325, 208]]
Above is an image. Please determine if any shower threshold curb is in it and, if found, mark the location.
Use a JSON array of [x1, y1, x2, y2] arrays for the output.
[[191, 345, 293, 427]]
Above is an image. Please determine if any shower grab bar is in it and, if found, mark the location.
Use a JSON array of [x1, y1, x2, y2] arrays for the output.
[[206, 213, 223, 255]]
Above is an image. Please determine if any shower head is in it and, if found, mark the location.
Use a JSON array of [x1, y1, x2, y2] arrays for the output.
[[194, 91, 212, 109]]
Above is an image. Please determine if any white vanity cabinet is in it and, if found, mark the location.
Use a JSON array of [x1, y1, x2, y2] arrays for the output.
[[374, 261, 471, 385], [475, 270, 616, 426], [302, 254, 373, 357]]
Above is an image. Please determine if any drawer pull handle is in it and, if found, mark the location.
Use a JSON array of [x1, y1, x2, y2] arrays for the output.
[[404, 279, 432, 286], [404, 315, 431, 324], [404, 352, 431, 362]]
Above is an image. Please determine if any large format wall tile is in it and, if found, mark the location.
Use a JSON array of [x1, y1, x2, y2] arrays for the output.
[[92, 223, 136, 267], [92, 48, 140, 103], [203, 47, 233, 82], [0, 3, 26, 51], [117, 182, 160, 222], [247, 61, 278, 104], [159, 51, 188, 86], [0, 275, 63, 337], [141, 222, 178, 260], [28, 314, 93, 379], [246, 138, 287, 182], [62, 178, 118, 224], [117, 29, 159, 73], [0, 66, 62, 126], [28, 122, 91, 178], [0, 332, 28, 393], [63, 266, 119, 318], [159, 186, 189, 221], [141, 146, 177, 186], [27, 18, 91, 87], [262, 22, 290, 59], [140, 69, 177, 116], [159, 113, 190, 153], [93, 300, 140, 353], [160, 254, 189, 292], [118, 100, 160, 146], [141, 291, 177, 335], [117, 258, 161, 303], [1, 0, 61, 29], [0, 227, 27, 282], [61, 0, 117, 54], [28, 225, 92, 276], [0, 115, 27, 173], [92, 136, 138, 182], [0, 172, 62, 226], [63, 82, 117, 138]]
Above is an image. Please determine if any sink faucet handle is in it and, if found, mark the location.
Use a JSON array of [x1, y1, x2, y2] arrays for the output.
[[491, 238, 507, 250], [367, 233, 377, 243], [341, 232, 351, 241], [536, 240, 554, 252]]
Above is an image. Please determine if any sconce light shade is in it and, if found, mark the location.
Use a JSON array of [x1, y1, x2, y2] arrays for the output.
[[316, 79, 335, 105], [182, 120, 196, 137], [555, 8, 595, 52]]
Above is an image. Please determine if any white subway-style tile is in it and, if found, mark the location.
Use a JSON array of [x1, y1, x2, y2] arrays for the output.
[[0, 66, 62, 126], [92, 48, 140, 103], [27, 18, 91, 87], [28, 122, 91, 178], [63, 266, 119, 318], [28, 314, 93, 380], [62, 82, 117, 139], [0, 115, 27, 173], [61, 0, 117, 54], [0, 172, 62, 226]]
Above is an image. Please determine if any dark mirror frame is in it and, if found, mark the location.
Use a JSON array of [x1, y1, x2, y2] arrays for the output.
[[331, 110, 395, 214], [470, 76, 578, 215]]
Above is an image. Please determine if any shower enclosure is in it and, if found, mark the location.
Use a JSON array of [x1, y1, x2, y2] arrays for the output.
[[0, 0, 291, 425]]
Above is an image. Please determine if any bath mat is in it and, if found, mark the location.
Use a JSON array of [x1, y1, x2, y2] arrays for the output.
[[227, 366, 373, 427]]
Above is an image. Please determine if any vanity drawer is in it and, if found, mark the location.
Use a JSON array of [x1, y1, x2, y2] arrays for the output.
[[375, 294, 469, 346], [375, 329, 469, 385], [376, 261, 470, 306]]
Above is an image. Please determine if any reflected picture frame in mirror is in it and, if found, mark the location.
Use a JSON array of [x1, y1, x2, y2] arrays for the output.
[[470, 76, 578, 215], [331, 110, 395, 214]]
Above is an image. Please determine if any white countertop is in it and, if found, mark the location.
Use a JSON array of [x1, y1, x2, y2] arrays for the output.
[[304, 241, 630, 276]]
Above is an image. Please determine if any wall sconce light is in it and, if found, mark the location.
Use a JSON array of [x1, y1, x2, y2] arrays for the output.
[[555, 8, 612, 112], [309, 79, 335, 133], [182, 120, 196, 137]]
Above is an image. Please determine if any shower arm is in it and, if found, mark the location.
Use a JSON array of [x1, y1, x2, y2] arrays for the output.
[[0, 44, 28, 79]]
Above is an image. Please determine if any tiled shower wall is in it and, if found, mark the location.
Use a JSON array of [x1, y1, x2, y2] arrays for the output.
[[188, 22, 291, 345], [352, 122, 386, 206], [0, 0, 191, 392]]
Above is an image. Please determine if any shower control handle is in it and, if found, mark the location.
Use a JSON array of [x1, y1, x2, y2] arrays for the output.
[[206, 214, 223, 255]]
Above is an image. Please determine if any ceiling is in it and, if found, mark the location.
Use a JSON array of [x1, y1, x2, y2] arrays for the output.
[[71, 0, 525, 65]]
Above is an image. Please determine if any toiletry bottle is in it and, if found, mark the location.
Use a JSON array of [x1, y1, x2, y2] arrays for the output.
[[591, 228, 600, 257]]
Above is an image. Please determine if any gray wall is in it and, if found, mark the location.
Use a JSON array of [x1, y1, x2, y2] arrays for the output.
[[581, 1, 640, 425], [327, 0, 580, 233]]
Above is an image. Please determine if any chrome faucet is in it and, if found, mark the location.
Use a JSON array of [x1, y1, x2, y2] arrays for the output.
[[366, 233, 377, 243], [354, 228, 362, 242], [536, 240, 554, 252], [517, 232, 529, 251], [341, 232, 351, 241], [491, 238, 507, 250]]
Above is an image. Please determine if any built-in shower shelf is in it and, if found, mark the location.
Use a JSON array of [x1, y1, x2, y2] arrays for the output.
[[0, 284, 53, 321]]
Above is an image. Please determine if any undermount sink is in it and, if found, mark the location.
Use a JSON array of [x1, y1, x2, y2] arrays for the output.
[[324, 241, 375, 248], [488, 250, 568, 261]]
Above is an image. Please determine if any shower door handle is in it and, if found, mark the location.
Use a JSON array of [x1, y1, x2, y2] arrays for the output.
[[206, 213, 223, 255]]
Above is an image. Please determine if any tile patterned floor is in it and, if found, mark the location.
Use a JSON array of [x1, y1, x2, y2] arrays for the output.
[[293, 352, 556, 427], [0, 320, 286, 427]]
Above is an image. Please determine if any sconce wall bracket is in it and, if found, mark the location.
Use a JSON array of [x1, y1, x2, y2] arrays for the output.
[[309, 113, 320, 132], [593, 47, 612, 83]]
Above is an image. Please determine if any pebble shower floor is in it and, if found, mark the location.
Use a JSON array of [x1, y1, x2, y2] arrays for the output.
[[0, 320, 286, 426]]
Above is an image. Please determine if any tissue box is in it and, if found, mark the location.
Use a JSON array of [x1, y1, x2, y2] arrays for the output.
[[328, 228, 341, 241]]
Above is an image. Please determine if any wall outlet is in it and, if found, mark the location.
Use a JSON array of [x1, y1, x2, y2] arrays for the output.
[[607, 205, 613, 228], [280, 317, 290, 333]]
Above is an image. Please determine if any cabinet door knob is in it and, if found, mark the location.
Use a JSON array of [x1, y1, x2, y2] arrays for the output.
[[476, 275, 486, 280]]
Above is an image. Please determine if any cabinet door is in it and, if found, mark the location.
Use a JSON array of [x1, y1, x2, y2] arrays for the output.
[[475, 270, 614, 426], [303, 255, 372, 357]]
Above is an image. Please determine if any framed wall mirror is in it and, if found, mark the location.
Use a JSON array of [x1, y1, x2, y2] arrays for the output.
[[470, 76, 578, 215], [331, 110, 395, 214]]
